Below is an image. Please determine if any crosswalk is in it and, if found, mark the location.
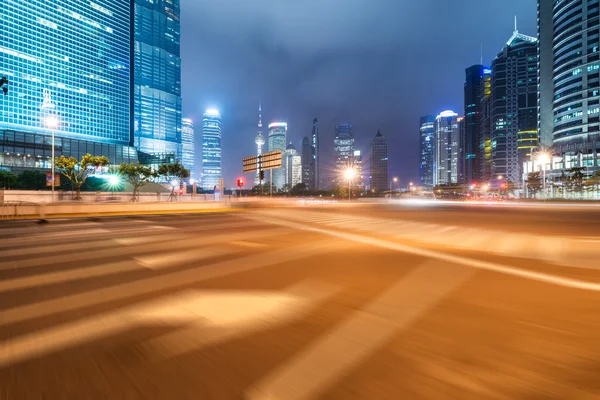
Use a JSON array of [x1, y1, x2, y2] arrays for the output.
[[254, 210, 598, 269]]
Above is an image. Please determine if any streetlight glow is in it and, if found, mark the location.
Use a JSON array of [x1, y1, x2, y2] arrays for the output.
[[170, 179, 179, 187], [343, 167, 357, 182], [108, 175, 120, 186], [44, 115, 59, 129]]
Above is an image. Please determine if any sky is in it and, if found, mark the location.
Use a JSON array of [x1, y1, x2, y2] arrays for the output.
[[181, 0, 537, 188]]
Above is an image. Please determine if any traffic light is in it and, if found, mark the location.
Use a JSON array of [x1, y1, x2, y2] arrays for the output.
[[259, 170, 265, 181], [237, 178, 244, 187]]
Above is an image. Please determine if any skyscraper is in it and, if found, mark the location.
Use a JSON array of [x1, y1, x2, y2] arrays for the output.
[[490, 24, 538, 183], [285, 143, 302, 189], [352, 150, 364, 190], [301, 137, 315, 189], [0, 0, 138, 171], [419, 116, 436, 189], [464, 65, 486, 184], [201, 109, 222, 190], [479, 68, 493, 181], [133, 0, 182, 160], [370, 131, 388, 192], [268, 122, 287, 189], [254, 104, 265, 185], [181, 118, 195, 177], [334, 123, 355, 183], [539, 0, 600, 167], [435, 111, 460, 185], [311, 118, 320, 189]]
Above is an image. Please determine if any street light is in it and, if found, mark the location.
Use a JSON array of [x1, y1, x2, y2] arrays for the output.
[[343, 167, 357, 201], [389, 177, 398, 197], [44, 115, 59, 203], [538, 152, 550, 197]]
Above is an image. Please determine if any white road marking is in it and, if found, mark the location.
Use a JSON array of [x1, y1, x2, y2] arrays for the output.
[[245, 262, 472, 400], [134, 247, 236, 270], [113, 234, 189, 246], [231, 241, 269, 248], [250, 214, 600, 292]]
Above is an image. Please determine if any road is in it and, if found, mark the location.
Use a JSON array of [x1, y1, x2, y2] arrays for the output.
[[1, 202, 600, 399]]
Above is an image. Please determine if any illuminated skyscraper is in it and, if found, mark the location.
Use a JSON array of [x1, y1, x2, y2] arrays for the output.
[[479, 68, 492, 181], [268, 122, 287, 189], [464, 65, 486, 184], [301, 137, 315, 189], [419, 115, 436, 189], [334, 123, 355, 183], [254, 104, 265, 185], [181, 118, 194, 177], [435, 111, 460, 185], [370, 131, 388, 192], [0, 0, 138, 170], [202, 109, 222, 189], [311, 118, 320, 189], [285, 143, 302, 189], [133, 0, 182, 160]]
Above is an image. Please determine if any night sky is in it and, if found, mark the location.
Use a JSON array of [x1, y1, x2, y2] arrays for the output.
[[181, 0, 536, 188]]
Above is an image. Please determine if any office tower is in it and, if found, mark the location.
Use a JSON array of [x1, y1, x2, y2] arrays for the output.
[[419, 116, 436, 189], [284, 143, 302, 189], [479, 68, 493, 181], [537, 0, 554, 149], [255, 104, 265, 185], [352, 150, 364, 190], [458, 116, 466, 184], [201, 109, 222, 190], [181, 118, 194, 177], [435, 111, 460, 185], [0, 1, 137, 171], [540, 0, 600, 167], [301, 137, 315, 189], [370, 131, 388, 191], [311, 118, 320, 189], [464, 65, 486, 184], [133, 0, 182, 160], [490, 23, 538, 183], [268, 122, 287, 189], [334, 123, 355, 183]]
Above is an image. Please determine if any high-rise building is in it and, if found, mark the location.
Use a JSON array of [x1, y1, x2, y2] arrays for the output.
[[133, 0, 182, 160], [254, 104, 265, 185], [284, 143, 302, 189], [268, 122, 287, 189], [201, 109, 222, 190], [490, 24, 538, 183], [352, 150, 364, 190], [334, 123, 355, 182], [311, 118, 320, 189], [458, 116, 466, 184], [479, 68, 493, 181], [464, 65, 486, 184], [301, 137, 315, 189], [181, 118, 194, 177], [0, 0, 138, 171], [539, 0, 600, 167], [435, 111, 460, 185], [370, 130, 388, 192], [419, 116, 436, 189]]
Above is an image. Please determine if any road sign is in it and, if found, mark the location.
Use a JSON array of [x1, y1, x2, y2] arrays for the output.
[[46, 173, 60, 187], [243, 150, 282, 173]]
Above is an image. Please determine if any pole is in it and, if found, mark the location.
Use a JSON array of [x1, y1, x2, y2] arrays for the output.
[[51, 128, 55, 203], [270, 170, 272, 197], [348, 180, 351, 201], [543, 166, 546, 199]]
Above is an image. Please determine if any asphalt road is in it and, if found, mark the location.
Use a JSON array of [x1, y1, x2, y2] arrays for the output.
[[1, 202, 600, 399]]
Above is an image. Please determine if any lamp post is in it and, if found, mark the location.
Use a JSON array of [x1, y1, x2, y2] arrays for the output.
[[538, 153, 550, 198], [343, 167, 357, 201], [389, 177, 398, 197], [44, 116, 59, 203]]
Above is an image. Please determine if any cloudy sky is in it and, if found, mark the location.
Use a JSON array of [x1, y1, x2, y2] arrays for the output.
[[181, 0, 536, 187]]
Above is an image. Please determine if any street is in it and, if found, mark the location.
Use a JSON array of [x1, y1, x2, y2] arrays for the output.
[[1, 202, 600, 399]]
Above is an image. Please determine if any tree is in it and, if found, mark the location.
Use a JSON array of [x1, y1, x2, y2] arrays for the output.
[[567, 167, 585, 197], [0, 170, 17, 189], [526, 171, 542, 198], [331, 185, 348, 198], [157, 162, 190, 201], [54, 153, 109, 200], [586, 170, 600, 199], [17, 170, 46, 190], [117, 163, 157, 202], [290, 182, 307, 196]]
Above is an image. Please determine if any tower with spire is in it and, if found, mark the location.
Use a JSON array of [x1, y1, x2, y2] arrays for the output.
[[254, 102, 265, 185]]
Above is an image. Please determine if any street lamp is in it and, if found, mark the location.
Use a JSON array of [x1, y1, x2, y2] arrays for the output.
[[44, 115, 59, 203], [538, 152, 550, 197], [343, 167, 357, 201], [389, 177, 398, 196]]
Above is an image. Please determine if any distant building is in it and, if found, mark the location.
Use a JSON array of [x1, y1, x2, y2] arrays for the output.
[[490, 24, 538, 183], [464, 65, 486, 184], [268, 122, 287, 189], [202, 109, 222, 189], [312, 118, 320, 189], [458, 116, 466, 184], [181, 118, 195, 177], [134, 0, 182, 160], [285, 143, 302, 189], [479, 68, 493, 181], [352, 150, 364, 190], [370, 130, 388, 192], [435, 110, 460, 185], [254, 103, 265, 185], [301, 137, 315, 189], [334, 123, 354, 184], [419, 116, 436, 189]]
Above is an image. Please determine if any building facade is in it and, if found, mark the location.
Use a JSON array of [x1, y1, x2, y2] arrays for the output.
[[369, 130, 388, 192], [268, 122, 287, 189], [284, 143, 302, 189], [201, 109, 222, 190], [537, 0, 555, 149], [334, 123, 354, 183], [311, 118, 320, 189], [0, 0, 137, 171], [479, 68, 493, 181], [419, 115, 436, 189], [490, 26, 538, 183], [301, 137, 315, 189], [133, 0, 182, 160], [435, 111, 460, 185], [352, 150, 364, 190], [181, 118, 194, 177], [464, 65, 486, 184]]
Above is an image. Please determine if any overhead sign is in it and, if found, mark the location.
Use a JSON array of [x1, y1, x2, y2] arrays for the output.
[[243, 150, 282, 173]]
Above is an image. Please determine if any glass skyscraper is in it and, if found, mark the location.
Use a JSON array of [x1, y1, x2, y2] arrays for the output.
[[181, 118, 194, 177], [334, 123, 354, 171], [369, 131, 388, 192], [133, 0, 182, 159], [464, 65, 486, 184], [435, 111, 460, 185], [0, 0, 137, 170], [419, 115, 436, 189], [201, 109, 222, 190], [268, 122, 287, 189]]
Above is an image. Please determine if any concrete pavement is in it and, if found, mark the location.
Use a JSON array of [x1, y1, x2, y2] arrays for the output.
[[1, 204, 600, 399]]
